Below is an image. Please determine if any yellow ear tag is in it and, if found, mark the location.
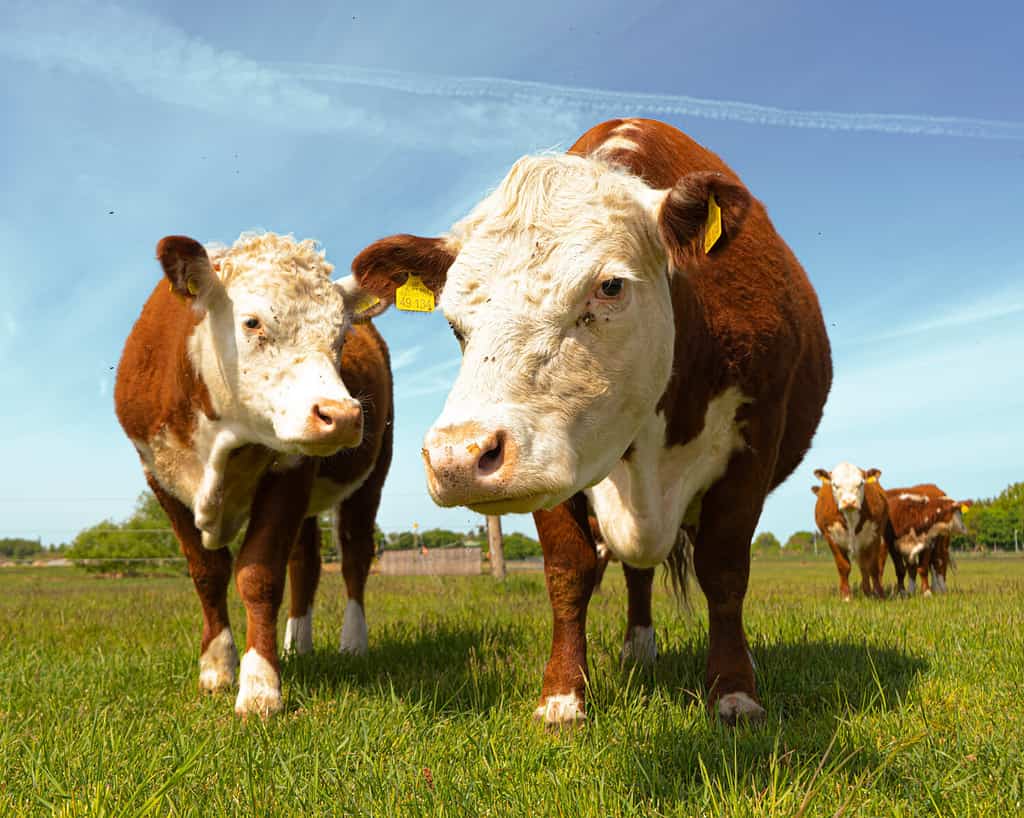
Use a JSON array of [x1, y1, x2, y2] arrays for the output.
[[395, 274, 435, 313], [704, 192, 722, 253], [866, 475, 877, 484], [961, 504, 969, 514], [186, 277, 200, 296], [353, 293, 380, 315], [820, 476, 829, 486]]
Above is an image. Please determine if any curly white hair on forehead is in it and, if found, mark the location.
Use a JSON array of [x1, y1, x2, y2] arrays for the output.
[[206, 232, 336, 284]]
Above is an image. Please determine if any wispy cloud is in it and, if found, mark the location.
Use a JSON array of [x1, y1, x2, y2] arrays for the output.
[[283, 63, 1024, 142], [5, 1, 1021, 152], [395, 356, 462, 398], [389, 345, 424, 373]]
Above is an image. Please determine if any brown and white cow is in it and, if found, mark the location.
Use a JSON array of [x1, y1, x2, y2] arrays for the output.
[[115, 232, 392, 717], [884, 484, 968, 596], [811, 463, 888, 601], [352, 118, 832, 725]]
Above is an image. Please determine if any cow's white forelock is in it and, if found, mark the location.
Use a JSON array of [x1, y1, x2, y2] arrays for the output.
[[433, 153, 674, 505]]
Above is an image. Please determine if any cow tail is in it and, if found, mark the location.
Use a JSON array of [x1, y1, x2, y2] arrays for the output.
[[664, 526, 694, 609]]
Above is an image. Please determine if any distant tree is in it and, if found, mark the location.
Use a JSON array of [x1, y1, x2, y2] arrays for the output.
[[959, 482, 1024, 551], [752, 531, 781, 555], [420, 528, 465, 549], [0, 538, 43, 559], [782, 531, 816, 554], [502, 531, 542, 560], [67, 491, 179, 573]]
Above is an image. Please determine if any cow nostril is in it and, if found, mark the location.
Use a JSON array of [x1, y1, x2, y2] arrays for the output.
[[476, 432, 505, 477], [313, 404, 335, 428]]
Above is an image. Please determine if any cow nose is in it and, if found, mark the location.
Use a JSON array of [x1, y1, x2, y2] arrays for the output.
[[309, 399, 362, 445], [422, 424, 513, 506]]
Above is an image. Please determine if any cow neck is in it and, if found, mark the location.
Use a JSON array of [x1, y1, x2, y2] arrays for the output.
[[655, 268, 721, 449]]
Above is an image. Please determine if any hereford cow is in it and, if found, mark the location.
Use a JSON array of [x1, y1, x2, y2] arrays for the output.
[[884, 484, 968, 596], [352, 118, 832, 725], [811, 463, 888, 601], [115, 232, 392, 717]]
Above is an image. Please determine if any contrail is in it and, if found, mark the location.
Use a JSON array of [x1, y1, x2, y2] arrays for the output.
[[283, 63, 1024, 141]]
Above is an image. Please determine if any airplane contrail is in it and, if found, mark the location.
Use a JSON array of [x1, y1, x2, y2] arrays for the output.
[[283, 63, 1024, 141]]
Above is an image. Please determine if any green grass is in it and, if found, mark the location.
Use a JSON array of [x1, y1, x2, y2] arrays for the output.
[[1, 555, 1022, 816]]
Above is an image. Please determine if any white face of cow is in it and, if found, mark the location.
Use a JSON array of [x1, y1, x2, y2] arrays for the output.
[[162, 233, 380, 457], [828, 462, 867, 513], [423, 156, 675, 512]]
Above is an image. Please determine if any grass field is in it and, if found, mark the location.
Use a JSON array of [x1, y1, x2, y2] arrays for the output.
[[1, 555, 1023, 817]]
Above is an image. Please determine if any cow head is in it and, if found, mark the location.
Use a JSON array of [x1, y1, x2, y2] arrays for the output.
[[159, 233, 388, 457], [354, 155, 750, 513], [814, 463, 881, 515]]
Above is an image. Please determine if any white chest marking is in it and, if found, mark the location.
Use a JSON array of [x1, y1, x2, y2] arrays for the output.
[[586, 387, 748, 568], [827, 518, 879, 558]]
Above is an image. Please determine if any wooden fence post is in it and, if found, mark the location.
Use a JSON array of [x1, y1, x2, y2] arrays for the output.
[[487, 515, 506, 580]]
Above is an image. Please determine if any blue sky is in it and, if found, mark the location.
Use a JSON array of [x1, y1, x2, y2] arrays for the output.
[[1, 0, 1021, 546]]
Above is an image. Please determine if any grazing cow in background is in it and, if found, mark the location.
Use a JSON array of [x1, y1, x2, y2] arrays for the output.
[[884, 484, 969, 596], [811, 463, 888, 601], [116, 232, 392, 717], [353, 118, 832, 725]]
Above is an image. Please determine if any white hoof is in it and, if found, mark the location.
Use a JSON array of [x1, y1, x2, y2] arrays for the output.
[[923, 588, 932, 598], [621, 625, 658, 666], [339, 599, 368, 656], [198, 628, 238, 692], [234, 649, 282, 718], [717, 692, 766, 726], [283, 608, 314, 655], [533, 692, 586, 726]]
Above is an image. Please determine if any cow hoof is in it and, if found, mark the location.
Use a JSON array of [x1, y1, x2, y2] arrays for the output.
[[923, 589, 932, 598], [283, 610, 313, 655], [235, 649, 282, 718], [533, 692, 586, 728], [716, 692, 766, 726], [198, 628, 238, 693], [339, 599, 368, 655], [621, 625, 658, 667], [841, 595, 852, 603]]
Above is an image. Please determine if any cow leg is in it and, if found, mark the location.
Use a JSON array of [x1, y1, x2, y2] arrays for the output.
[[856, 548, 878, 598], [234, 462, 315, 718], [917, 551, 932, 597], [283, 517, 321, 655], [336, 420, 391, 655], [875, 538, 890, 598], [533, 493, 597, 726], [827, 537, 853, 601], [621, 564, 657, 666], [147, 476, 237, 692], [891, 550, 908, 597], [692, 418, 782, 725], [932, 536, 949, 593]]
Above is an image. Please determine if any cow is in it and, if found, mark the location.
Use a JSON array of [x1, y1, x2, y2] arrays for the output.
[[884, 484, 969, 596], [115, 232, 393, 717], [811, 463, 888, 601], [351, 118, 832, 725]]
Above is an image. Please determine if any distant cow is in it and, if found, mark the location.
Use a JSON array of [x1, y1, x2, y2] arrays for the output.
[[884, 484, 968, 596], [353, 118, 832, 725], [811, 463, 888, 601], [115, 232, 392, 716]]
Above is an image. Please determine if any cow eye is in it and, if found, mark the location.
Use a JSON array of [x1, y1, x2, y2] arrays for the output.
[[243, 317, 261, 331], [598, 278, 624, 298]]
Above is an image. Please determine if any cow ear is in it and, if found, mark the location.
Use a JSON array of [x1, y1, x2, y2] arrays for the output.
[[864, 468, 881, 483], [335, 275, 393, 323], [813, 468, 831, 483], [811, 485, 820, 496], [156, 236, 217, 301], [656, 171, 752, 269], [351, 234, 457, 302]]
